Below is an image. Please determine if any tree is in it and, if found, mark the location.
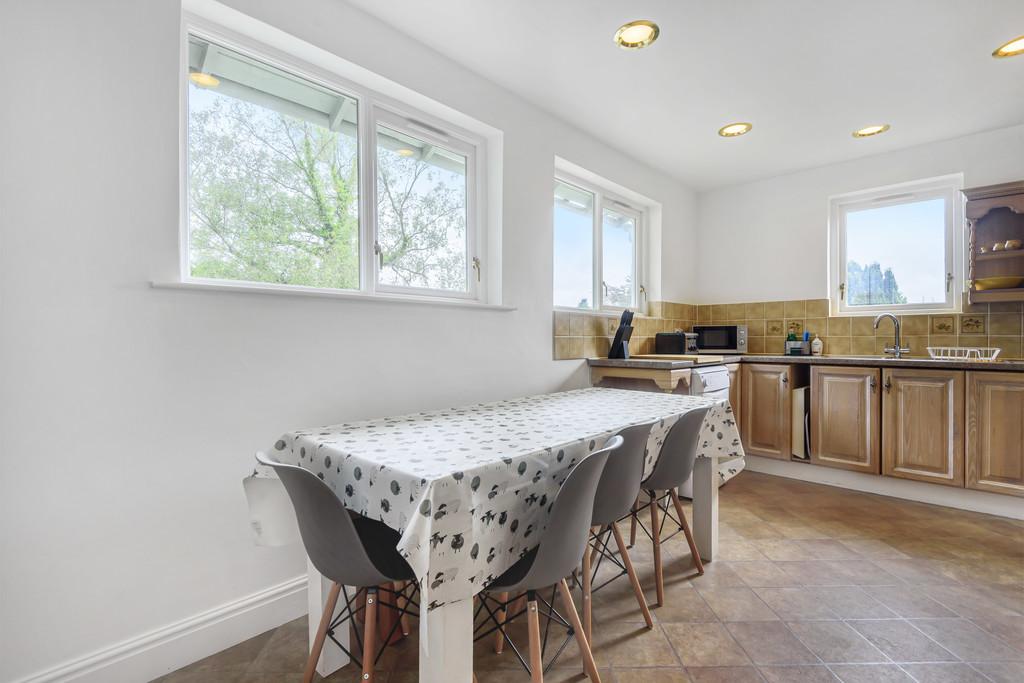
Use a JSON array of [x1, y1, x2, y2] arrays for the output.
[[188, 92, 466, 291], [846, 260, 908, 305]]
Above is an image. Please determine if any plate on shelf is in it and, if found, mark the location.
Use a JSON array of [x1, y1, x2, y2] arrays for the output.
[[974, 276, 1024, 290]]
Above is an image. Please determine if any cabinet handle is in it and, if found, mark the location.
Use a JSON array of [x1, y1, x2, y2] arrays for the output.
[[781, 374, 789, 385], [870, 377, 877, 391], [883, 377, 892, 393]]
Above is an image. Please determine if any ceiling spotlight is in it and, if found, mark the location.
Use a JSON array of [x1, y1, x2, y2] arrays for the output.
[[188, 71, 220, 88], [718, 122, 752, 137], [993, 35, 1024, 58], [852, 124, 890, 138], [614, 20, 660, 49]]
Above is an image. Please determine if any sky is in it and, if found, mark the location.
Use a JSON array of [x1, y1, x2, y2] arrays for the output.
[[845, 197, 947, 304]]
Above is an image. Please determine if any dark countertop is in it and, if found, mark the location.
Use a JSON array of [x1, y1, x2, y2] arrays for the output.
[[587, 354, 1024, 373]]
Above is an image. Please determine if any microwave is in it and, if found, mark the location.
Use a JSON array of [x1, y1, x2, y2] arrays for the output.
[[693, 325, 748, 354]]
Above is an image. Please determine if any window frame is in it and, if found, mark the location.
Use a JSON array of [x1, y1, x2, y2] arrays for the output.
[[828, 174, 964, 317], [553, 171, 646, 313], [180, 15, 490, 305]]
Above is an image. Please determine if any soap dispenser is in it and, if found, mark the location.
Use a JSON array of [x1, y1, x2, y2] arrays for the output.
[[811, 334, 824, 356]]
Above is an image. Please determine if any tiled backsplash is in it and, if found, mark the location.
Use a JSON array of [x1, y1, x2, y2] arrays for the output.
[[553, 296, 1024, 360]]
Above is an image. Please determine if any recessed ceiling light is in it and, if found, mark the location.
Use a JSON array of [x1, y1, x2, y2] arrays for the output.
[[396, 148, 416, 157], [189, 71, 220, 88], [993, 35, 1024, 58], [852, 124, 890, 138], [718, 122, 752, 137], [614, 20, 659, 49]]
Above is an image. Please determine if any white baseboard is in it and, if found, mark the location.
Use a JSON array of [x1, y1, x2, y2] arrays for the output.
[[13, 575, 308, 683], [744, 455, 1024, 520]]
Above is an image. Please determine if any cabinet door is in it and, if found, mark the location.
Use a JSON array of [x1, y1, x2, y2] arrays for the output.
[[882, 368, 964, 486], [726, 362, 742, 429], [967, 371, 1024, 497], [810, 366, 881, 474], [741, 363, 792, 460]]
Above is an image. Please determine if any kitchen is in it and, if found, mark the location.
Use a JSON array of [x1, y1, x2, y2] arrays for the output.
[[2, 2, 1023, 683]]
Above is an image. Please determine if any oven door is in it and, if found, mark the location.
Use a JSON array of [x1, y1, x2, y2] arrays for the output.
[[694, 325, 740, 353]]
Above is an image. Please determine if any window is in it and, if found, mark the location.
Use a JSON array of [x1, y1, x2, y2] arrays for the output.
[[829, 175, 963, 315], [184, 28, 488, 303], [553, 175, 644, 311]]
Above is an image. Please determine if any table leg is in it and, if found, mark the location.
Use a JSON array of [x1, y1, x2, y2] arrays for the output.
[[307, 559, 349, 677], [692, 456, 719, 562], [420, 597, 474, 683]]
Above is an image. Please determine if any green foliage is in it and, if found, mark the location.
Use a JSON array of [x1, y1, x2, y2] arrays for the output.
[[847, 260, 908, 305]]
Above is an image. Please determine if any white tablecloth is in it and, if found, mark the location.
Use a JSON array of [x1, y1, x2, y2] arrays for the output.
[[261, 387, 742, 608]]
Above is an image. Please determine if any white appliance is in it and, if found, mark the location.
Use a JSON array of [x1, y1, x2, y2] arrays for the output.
[[678, 365, 745, 498]]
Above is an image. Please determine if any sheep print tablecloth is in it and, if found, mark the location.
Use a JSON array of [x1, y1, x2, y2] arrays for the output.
[[260, 387, 742, 609]]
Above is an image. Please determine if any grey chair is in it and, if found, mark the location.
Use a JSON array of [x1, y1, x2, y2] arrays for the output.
[[627, 407, 710, 606], [256, 452, 418, 683], [476, 435, 622, 683], [579, 422, 656, 642]]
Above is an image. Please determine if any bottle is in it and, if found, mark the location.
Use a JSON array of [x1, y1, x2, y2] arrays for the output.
[[811, 334, 823, 356], [786, 325, 797, 342]]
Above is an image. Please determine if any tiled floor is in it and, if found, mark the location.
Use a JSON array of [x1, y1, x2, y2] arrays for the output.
[[154, 472, 1024, 682]]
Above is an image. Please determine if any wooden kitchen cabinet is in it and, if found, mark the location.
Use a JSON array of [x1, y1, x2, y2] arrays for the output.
[[741, 363, 793, 460], [881, 368, 964, 487], [726, 362, 742, 428], [966, 371, 1024, 497], [810, 366, 881, 474]]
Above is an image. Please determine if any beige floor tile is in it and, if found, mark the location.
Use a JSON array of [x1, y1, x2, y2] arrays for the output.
[[685, 666, 765, 682], [969, 660, 1024, 683], [726, 561, 803, 588], [751, 540, 818, 561], [753, 588, 839, 620], [836, 539, 909, 560], [826, 663, 913, 682], [897, 662, 991, 682], [795, 541, 861, 560], [695, 587, 780, 622], [613, 668, 693, 683], [847, 620, 957, 663], [725, 622, 818, 665], [909, 618, 1024, 661], [860, 586, 957, 618], [757, 665, 838, 682], [969, 614, 1024, 652], [655, 585, 719, 623], [786, 621, 889, 664], [662, 623, 751, 667]]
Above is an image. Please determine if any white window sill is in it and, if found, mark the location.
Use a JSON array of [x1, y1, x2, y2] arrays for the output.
[[151, 279, 516, 312]]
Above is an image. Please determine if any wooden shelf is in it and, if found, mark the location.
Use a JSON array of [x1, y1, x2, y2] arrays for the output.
[[976, 250, 1024, 262], [970, 287, 1024, 303]]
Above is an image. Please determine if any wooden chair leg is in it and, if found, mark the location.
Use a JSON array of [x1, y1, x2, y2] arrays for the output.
[[629, 496, 639, 547], [303, 581, 341, 683], [494, 591, 510, 653], [527, 593, 544, 683], [610, 522, 653, 629], [582, 529, 594, 644], [557, 579, 602, 682], [395, 581, 412, 637], [649, 490, 664, 607], [362, 587, 378, 683], [670, 489, 705, 575]]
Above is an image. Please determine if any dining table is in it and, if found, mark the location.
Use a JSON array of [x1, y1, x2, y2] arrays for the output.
[[260, 387, 744, 682]]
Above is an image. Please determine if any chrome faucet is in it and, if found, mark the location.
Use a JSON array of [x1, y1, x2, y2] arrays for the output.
[[874, 313, 910, 358]]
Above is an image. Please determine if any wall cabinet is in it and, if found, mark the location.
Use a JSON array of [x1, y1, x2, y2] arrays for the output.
[[810, 366, 881, 474], [726, 362, 741, 428], [881, 368, 964, 487], [966, 371, 1024, 497], [741, 363, 793, 460]]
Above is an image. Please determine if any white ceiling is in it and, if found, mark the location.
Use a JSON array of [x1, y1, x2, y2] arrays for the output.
[[345, 0, 1024, 190]]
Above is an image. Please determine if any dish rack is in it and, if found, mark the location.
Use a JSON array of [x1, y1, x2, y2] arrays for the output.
[[927, 346, 1002, 362]]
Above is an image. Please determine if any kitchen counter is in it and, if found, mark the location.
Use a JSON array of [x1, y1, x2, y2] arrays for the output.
[[587, 354, 1024, 373]]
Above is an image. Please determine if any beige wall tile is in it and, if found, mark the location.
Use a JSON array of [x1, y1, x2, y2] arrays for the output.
[[874, 337, 891, 355], [648, 301, 664, 318], [989, 313, 1023, 335], [747, 337, 766, 354], [851, 336, 875, 356], [766, 319, 785, 336], [873, 316, 898, 337], [746, 319, 766, 336], [583, 337, 597, 358], [959, 314, 987, 335], [805, 317, 827, 337], [596, 336, 612, 357], [710, 304, 728, 321], [569, 313, 586, 336], [958, 334, 989, 349], [930, 315, 956, 335], [991, 336, 1023, 359], [962, 292, 988, 313], [806, 299, 829, 318], [851, 316, 876, 336], [554, 337, 584, 360], [901, 315, 929, 336], [988, 301, 1022, 312], [784, 319, 805, 336], [554, 311, 571, 336], [766, 337, 786, 354], [726, 303, 746, 320], [826, 337, 851, 355], [904, 336, 929, 357], [745, 302, 766, 319], [826, 317, 852, 337], [698, 305, 713, 322], [764, 301, 785, 318], [929, 334, 958, 348], [784, 300, 806, 318]]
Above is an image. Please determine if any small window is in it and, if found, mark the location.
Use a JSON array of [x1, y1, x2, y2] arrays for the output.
[[553, 175, 645, 311], [829, 175, 962, 315], [184, 28, 490, 304]]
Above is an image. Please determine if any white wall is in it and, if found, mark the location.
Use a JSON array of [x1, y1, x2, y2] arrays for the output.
[[695, 124, 1024, 303], [0, 1, 697, 680]]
